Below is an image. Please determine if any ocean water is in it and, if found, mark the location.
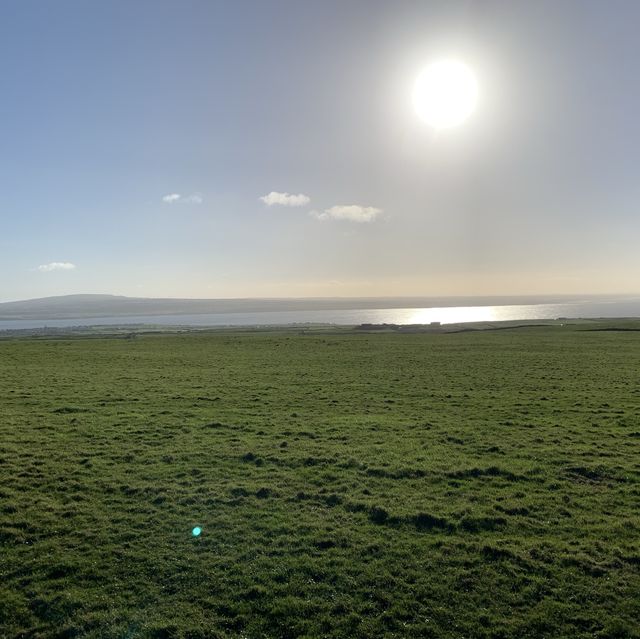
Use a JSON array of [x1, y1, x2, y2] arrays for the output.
[[2, 297, 640, 330]]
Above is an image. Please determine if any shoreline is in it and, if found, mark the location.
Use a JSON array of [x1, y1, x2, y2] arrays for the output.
[[3, 316, 640, 339]]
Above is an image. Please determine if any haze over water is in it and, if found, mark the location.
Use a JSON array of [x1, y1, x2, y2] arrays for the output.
[[2, 296, 640, 330]]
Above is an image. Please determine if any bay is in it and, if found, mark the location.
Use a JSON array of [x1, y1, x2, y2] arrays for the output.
[[2, 296, 640, 330]]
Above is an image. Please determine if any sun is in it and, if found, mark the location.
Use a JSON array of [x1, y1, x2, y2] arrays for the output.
[[413, 60, 478, 129]]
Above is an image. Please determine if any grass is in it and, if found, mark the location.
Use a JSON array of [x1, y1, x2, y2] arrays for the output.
[[1, 324, 639, 638]]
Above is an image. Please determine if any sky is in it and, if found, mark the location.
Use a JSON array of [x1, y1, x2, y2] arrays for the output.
[[2, 0, 640, 302]]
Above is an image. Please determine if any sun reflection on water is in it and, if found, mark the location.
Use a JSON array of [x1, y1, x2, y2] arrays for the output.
[[403, 306, 501, 325]]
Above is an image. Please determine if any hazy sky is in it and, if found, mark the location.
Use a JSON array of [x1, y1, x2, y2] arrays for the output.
[[2, 0, 640, 302]]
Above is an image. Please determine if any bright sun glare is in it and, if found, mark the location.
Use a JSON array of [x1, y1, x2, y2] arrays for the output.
[[413, 59, 478, 129]]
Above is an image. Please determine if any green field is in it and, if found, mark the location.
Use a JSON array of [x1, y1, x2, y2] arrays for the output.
[[1, 325, 639, 638]]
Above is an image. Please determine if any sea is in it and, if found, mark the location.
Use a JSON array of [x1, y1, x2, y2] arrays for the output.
[[2, 296, 640, 330]]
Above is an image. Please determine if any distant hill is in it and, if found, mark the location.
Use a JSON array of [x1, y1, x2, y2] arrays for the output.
[[0, 293, 602, 321]]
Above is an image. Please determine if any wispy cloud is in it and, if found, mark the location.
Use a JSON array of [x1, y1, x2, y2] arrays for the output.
[[37, 262, 77, 272], [162, 193, 203, 204], [311, 204, 383, 223], [260, 191, 310, 207]]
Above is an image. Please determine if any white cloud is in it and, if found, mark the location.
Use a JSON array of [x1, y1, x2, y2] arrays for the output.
[[313, 204, 383, 223], [37, 262, 77, 272], [260, 191, 310, 207], [309, 209, 328, 221], [162, 193, 202, 204]]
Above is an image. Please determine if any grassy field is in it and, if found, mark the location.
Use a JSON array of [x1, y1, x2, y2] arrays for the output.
[[1, 325, 639, 638]]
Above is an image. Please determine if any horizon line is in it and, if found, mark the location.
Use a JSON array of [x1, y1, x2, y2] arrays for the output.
[[2, 291, 640, 305]]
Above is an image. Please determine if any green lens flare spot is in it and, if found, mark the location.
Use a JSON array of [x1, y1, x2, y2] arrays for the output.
[[192, 526, 202, 537]]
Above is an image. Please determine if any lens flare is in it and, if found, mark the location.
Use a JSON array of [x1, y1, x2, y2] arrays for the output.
[[192, 526, 202, 537]]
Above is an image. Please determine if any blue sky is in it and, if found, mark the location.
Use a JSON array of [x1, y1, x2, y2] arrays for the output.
[[2, 0, 640, 301]]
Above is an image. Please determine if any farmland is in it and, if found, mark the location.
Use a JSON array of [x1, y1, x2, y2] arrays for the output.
[[1, 324, 639, 638]]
